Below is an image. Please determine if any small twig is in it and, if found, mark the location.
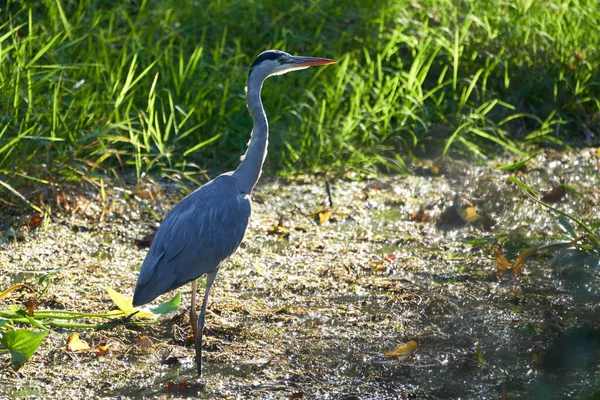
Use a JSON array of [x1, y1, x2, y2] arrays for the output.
[[325, 180, 334, 208], [293, 205, 317, 225]]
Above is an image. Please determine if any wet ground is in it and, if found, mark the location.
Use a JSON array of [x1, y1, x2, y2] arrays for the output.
[[1, 148, 600, 399]]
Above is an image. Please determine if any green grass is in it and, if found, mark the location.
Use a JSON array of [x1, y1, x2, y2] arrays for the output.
[[1, 0, 599, 188]]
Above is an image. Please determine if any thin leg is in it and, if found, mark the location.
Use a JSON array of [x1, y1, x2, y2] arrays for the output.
[[190, 279, 199, 360], [194, 270, 218, 377]]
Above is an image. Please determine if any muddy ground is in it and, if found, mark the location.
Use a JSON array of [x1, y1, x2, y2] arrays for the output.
[[1, 148, 599, 399]]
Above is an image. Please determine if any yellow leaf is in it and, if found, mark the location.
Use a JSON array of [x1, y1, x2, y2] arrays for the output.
[[0, 284, 34, 300], [266, 216, 290, 240], [460, 205, 478, 222], [66, 333, 90, 352], [318, 209, 332, 225], [383, 340, 418, 359], [267, 222, 289, 235], [105, 286, 155, 319]]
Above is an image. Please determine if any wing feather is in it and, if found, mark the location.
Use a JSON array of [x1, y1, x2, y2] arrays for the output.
[[133, 174, 251, 306]]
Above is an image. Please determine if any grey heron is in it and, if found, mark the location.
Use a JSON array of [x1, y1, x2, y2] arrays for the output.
[[132, 50, 336, 376]]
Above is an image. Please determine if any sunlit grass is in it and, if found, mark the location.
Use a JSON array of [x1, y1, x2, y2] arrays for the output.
[[1, 0, 598, 190]]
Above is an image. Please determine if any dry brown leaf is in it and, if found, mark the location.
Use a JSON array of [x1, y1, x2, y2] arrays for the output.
[[493, 247, 511, 278], [27, 215, 42, 229], [96, 345, 110, 356], [408, 209, 436, 223], [541, 185, 566, 203], [24, 296, 42, 316], [136, 336, 153, 350], [164, 378, 189, 394], [66, 333, 90, 352], [383, 340, 418, 359]]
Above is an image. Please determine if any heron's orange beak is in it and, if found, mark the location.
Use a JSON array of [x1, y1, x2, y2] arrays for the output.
[[291, 56, 337, 67]]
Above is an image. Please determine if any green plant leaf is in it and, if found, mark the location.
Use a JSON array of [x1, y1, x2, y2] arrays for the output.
[[15, 309, 48, 330], [562, 183, 589, 200], [105, 286, 155, 319], [496, 152, 538, 171], [105, 287, 180, 319], [475, 341, 484, 365], [38, 267, 63, 285], [557, 216, 578, 239], [0, 329, 48, 368], [147, 291, 181, 315]]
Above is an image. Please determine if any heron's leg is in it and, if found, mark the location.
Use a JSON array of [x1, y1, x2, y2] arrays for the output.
[[190, 279, 199, 351], [195, 270, 218, 377]]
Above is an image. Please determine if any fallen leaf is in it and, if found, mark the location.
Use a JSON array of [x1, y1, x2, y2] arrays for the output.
[[23, 296, 42, 316], [136, 336, 153, 351], [164, 378, 189, 394], [289, 393, 304, 400], [267, 216, 290, 238], [66, 333, 90, 352], [493, 247, 511, 278], [318, 208, 332, 225], [408, 209, 436, 223], [0, 284, 34, 300], [383, 340, 418, 359], [541, 185, 566, 203], [164, 380, 177, 392], [458, 205, 478, 223], [96, 345, 110, 356], [27, 216, 42, 229]]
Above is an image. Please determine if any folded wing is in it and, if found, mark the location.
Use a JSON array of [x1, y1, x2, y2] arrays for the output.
[[132, 174, 251, 306]]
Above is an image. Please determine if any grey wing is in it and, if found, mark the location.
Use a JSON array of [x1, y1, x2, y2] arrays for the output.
[[132, 175, 251, 306]]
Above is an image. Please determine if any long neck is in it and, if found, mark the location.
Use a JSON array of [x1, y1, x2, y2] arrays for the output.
[[233, 75, 268, 194]]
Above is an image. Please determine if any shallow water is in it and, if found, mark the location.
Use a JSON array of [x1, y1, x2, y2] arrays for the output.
[[1, 149, 599, 399]]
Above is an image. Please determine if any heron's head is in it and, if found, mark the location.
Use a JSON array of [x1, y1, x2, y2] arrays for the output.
[[248, 50, 336, 83]]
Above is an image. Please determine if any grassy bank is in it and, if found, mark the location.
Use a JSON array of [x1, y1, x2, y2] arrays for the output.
[[1, 0, 599, 186]]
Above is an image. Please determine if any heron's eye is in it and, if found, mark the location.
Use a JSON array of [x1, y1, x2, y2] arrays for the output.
[[278, 56, 284, 64]]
